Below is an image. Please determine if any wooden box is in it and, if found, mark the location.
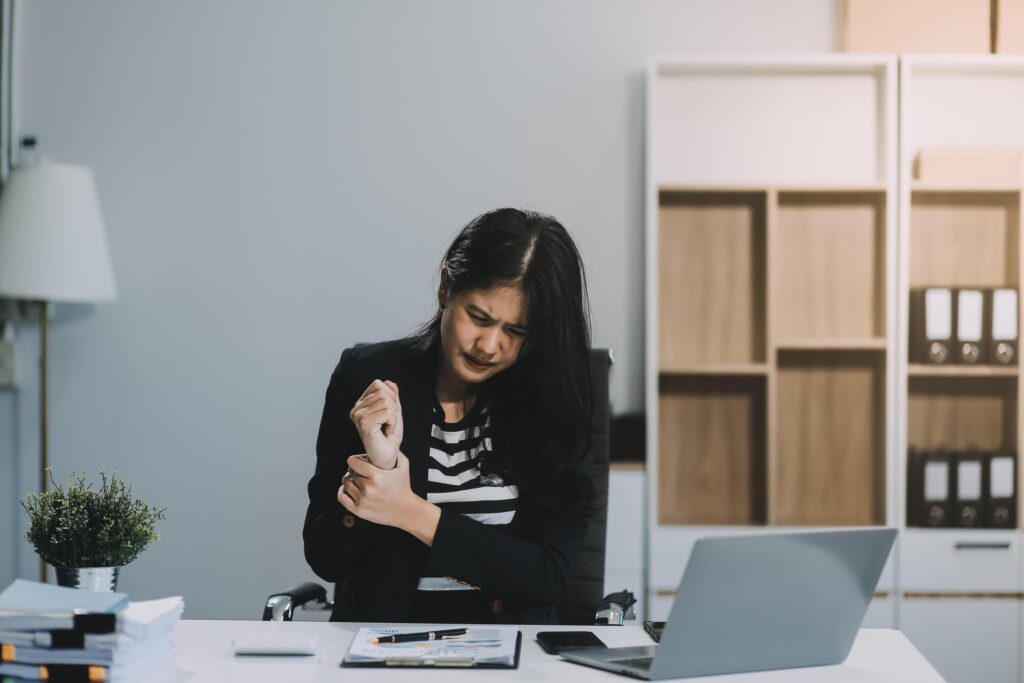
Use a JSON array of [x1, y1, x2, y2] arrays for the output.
[[841, 0, 990, 53], [915, 147, 1023, 184], [996, 0, 1024, 52]]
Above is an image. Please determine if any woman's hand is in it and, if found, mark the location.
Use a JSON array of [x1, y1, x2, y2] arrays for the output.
[[337, 453, 441, 545], [349, 379, 403, 469]]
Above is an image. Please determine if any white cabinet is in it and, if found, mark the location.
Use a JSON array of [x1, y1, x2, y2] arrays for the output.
[[604, 464, 645, 621], [901, 598, 1020, 683], [901, 529, 1020, 593]]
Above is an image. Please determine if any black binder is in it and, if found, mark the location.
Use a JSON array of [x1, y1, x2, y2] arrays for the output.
[[910, 288, 954, 364], [988, 288, 1018, 365], [954, 450, 987, 528], [955, 289, 985, 364], [987, 451, 1017, 528], [921, 449, 954, 527], [906, 447, 923, 526]]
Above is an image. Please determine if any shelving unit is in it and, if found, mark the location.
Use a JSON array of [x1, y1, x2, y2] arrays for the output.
[[645, 56, 898, 624], [647, 52, 1024, 683], [896, 55, 1024, 683]]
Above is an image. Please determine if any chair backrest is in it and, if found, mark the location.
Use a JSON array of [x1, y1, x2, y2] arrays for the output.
[[554, 348, 611, 625]]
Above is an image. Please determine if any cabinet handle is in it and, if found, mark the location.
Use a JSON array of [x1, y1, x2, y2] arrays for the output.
[[954, 542, 1012, 550]]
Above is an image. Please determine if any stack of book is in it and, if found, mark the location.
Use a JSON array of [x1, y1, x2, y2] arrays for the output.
[[0, 579, 183, 682]]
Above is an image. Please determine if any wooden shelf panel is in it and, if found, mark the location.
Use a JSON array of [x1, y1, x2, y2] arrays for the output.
[[908, 364, 1019, 377], [658, 184, 886, 194], [910, 192, 1020, 288], [773, 192, 886, 340], [660, 363, 769, 376], [773, 351, 886, 526], [659, 191, 767, 365], [775, 337, 887, 351], [912, 182, 1023, 194], [908, 376, 1018, 451], [658, 375, 766, 526]]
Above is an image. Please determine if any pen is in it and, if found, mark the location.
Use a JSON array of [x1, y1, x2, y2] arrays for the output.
[[370, 628, 469, 644]]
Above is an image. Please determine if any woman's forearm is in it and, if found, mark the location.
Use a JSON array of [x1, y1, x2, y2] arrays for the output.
[[398, 496, 442, 546]]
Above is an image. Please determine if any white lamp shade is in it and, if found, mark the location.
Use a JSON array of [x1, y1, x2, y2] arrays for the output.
[[0, 163, 117, 302]]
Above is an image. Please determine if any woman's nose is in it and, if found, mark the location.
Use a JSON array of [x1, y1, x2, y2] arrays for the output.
[[477, 327, 501, 356]]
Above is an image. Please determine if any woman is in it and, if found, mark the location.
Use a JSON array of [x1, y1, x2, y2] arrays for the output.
[[302, 208, 594, 624]]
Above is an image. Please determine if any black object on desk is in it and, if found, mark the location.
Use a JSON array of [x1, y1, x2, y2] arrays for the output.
[[643, 620, 665, 643], [536, 631, 606, 655]]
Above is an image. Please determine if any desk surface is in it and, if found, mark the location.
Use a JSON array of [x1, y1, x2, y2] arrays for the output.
[[168, 620, 943, 682]]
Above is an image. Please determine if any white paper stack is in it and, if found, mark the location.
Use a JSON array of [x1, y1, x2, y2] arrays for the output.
[[0, 579, 183, 682]]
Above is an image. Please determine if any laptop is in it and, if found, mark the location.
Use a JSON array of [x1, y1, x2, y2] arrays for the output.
[[561, 528, 897, 680]]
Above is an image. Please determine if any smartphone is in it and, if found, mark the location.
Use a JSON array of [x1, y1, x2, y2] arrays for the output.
[[643, 620, 666, 643], [535, 631, 606, 655]]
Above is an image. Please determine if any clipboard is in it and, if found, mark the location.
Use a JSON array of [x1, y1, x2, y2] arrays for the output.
[[341, 626, 522, 669]]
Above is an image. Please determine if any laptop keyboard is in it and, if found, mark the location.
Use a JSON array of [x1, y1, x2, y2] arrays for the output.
[[610, 657, 654, 670]]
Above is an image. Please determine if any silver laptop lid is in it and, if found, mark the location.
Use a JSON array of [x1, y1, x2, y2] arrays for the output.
[[650, 528, 896, 679]]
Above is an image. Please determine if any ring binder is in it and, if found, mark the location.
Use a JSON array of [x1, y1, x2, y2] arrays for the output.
[[989, 289, 1018, 365], [988, 451, 1017, 529], [954, 451, 985, 528], [956, 289, 984, 364], [911, 288, 954, 364], [922, 449, 954, 527]]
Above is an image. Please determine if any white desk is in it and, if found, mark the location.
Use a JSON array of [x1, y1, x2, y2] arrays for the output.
[[166, 620, 943, 682]]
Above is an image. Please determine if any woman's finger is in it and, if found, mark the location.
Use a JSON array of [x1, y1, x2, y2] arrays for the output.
[[350, 395, 389, 421], [342, 475, 362, 502], [347, 454, 378, 478], [344, 469, 364, 492], [351, 403, 392, 432], [337, 482, 356, 510]]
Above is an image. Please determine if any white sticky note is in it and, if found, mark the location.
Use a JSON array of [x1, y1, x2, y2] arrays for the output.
[[925, 289, 952, 340], [957, 290, 983, 342], [957, 461, 982, 501], [992, 289, 1018, 341], [990, 457, 1015, 498], [924, 461, 949, 501]]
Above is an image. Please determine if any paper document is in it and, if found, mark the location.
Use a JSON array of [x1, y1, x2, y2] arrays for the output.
[[344, 625, 519, 666]]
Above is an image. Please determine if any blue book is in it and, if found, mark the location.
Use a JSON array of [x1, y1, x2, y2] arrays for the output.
[[0, 580, 129, 632]]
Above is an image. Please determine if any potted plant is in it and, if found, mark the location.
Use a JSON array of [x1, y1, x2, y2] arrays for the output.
[[21, 469, 166, 591]]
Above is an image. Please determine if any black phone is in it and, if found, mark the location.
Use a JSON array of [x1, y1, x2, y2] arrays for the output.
[[535, 631, 606, 655], [643, 620, 666, 643]]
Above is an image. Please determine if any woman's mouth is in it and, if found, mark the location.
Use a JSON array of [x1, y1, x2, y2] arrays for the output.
[[463, 353, 495, 371]]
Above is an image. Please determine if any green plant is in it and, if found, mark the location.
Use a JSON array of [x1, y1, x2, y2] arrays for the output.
[[21, 469, 166, 568]]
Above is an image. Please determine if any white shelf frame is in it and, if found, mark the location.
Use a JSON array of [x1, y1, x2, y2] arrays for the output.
[[645, 54, 899, 621]]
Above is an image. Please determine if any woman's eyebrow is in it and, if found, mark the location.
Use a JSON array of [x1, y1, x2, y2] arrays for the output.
[[468, 303, 528, 329]]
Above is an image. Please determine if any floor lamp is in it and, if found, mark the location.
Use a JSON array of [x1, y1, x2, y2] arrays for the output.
[[0, 163, 117, 581]]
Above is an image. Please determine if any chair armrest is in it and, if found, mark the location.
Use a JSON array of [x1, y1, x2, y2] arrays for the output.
[[262, 582, 332, 621], [594, 589, 636, 626]]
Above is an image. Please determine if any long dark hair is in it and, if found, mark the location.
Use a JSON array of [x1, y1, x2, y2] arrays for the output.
[[408, 208, 595, 519]]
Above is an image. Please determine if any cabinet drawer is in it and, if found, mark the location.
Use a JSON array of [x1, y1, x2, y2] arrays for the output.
[[862, 595, 895, 629], [901, 598, 1021, 683], [901, 529, 1020, 593], [606, 468, 645, 573]]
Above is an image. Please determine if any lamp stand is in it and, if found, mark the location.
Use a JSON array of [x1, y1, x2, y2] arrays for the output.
[[38, 299, 48, 582]]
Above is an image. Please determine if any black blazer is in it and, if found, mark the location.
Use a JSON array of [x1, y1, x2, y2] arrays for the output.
[[302, 339, 588, 624]]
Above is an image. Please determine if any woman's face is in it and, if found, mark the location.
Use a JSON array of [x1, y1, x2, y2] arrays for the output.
[[438, 284, 530, 386]]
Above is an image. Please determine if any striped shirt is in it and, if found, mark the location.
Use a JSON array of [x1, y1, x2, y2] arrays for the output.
[[418, 399, 518, 591]]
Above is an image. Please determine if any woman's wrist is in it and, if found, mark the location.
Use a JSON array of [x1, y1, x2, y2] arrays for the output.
[[398, 496, 441, 547], [365, 452, 398, 470]]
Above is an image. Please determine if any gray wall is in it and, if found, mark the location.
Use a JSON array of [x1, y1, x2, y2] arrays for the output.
[[0, 0, 835, 618]]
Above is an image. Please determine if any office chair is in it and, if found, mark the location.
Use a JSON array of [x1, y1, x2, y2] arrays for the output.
[[265, 348, 636, 625]]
